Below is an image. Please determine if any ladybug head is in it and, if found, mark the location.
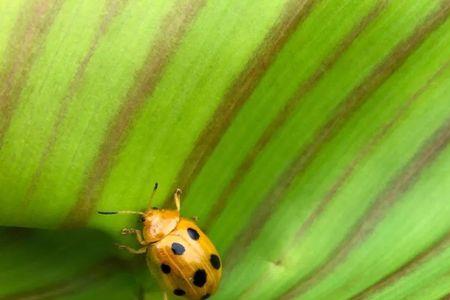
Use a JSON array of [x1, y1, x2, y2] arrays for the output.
[[140, 207, 180, 243], [97, 184, 183, 244]]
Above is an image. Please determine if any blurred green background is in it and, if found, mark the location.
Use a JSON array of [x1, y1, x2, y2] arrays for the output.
[[1, 0, 450, 299]]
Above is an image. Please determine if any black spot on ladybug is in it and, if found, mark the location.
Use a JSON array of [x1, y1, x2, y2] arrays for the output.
[[171, 242, 185, 255], [202, 294, 211, 299], [193, 269, 207, 287], [160, 263, 171, 274], [210, 254, 221, 269], [173, 289, 185, 296], [187, 228, 200, 240]]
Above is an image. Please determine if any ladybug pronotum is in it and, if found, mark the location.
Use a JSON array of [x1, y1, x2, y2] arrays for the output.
[[98, 185, 222, 300]]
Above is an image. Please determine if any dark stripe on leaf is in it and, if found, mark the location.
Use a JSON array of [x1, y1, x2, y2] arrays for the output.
[[62, 0, 207, 227], [224, 0, 450, 275], [203, 0, 387, 231], [23, 0, 131, 207], [351, 231, 450, 299], [0, 0, 63, 147], [280, 117, 450, 299], [238, 58, 450, 299], [291, 58, 450, 245], [164, 0, 321, 207]]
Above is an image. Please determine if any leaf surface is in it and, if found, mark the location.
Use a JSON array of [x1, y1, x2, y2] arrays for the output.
[[1, 0, 450, 299]]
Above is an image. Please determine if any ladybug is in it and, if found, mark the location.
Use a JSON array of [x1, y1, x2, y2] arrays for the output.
[[98, 184, 222, 300]]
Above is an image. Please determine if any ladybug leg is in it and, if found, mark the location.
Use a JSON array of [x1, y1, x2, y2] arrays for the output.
[[163, 292, 168, 300], [115, 243, 147, 254], [121, 228, 147, 245], [174, 188, 182, 212]]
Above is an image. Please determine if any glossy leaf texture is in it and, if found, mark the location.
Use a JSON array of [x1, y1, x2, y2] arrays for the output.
[[1, 0, 450, 299]]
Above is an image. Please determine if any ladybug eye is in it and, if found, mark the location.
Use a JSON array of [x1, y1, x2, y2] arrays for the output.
[[140, 216, 146, 222]]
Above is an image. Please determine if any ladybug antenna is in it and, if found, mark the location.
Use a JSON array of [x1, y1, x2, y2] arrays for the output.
[[97, 210, 145, 216], [147, 182, 158, 210]]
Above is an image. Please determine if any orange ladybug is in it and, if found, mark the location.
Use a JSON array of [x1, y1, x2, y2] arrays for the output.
[[98, 185, 222, 300]]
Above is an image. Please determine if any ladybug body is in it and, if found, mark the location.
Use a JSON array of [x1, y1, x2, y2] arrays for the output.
[[98, 188, 222, 300], [147, 218, 221, 299]]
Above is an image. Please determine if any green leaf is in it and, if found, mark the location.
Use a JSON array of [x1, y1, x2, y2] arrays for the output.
[[0, 228, 148, 299], [1, 0, 450, 299]]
